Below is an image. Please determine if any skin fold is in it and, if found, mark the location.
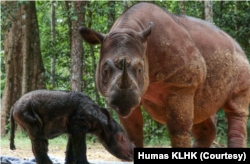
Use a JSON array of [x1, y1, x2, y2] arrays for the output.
[[79, 2, 250, 148]]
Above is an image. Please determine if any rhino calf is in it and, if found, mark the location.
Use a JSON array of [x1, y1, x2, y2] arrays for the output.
[[10, 90, 134, 164]]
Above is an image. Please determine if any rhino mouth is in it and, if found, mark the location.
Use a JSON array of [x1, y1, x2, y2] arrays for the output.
[[115, 106, 136, 118], [113, 145, 135, 161], [103, 142, 135, 161], [106, 96, 140, 117]]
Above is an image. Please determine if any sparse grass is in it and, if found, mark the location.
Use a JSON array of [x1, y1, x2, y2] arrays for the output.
[[0, 131, 102, 152], [1, 131, 31, 150], [1, 131, 249, 150], [144, 136, 171, 147], [1, 131, 70, 151]]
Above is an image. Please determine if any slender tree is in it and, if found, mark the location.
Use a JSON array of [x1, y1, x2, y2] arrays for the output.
[[65, 1, 72, 53], [70, 1, 86, 92], [218, 1, 223, 27], [123, 0, 128, 11], [1, 1, 46, 136], [86, 2, 100, 105], [108, 1, 116, 30], [50, 0, 56, 89], [180, 1, 186, 15], [204, 1, 213, 23]]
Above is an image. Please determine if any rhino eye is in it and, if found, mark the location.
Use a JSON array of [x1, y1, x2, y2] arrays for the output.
[[102, 65, 109, 84], [103, 67, 108, 75], [138, 68, 142, 74], [137, 64, 143, 83]]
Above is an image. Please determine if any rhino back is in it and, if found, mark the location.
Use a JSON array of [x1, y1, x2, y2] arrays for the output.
[[13, 90, 92, 138]]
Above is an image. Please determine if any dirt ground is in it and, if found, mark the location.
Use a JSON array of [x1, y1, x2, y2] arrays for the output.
[[1, 141, 226, 162], [1, 143, 125, 162]]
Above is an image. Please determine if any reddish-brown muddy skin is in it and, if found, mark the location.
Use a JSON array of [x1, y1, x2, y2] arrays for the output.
[[79, 2, 250, 148]]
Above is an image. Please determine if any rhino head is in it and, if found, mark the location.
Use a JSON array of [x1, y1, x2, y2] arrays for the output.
[[79, 23, 154, 117]]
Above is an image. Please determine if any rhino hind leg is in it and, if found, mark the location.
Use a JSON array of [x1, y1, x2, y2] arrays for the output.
[[16, 106, 52, 164], [223, 88, 250, 148], [191, 117, 216, 148]]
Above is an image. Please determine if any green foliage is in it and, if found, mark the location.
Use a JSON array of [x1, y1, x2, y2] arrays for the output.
[[142, 107, 170, 145], [1, 131, 30, 150], [4, 118, 11, 132], [216, 109, 228, 144]]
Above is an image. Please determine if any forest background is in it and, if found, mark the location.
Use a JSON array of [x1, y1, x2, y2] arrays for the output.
[[1, 0, 250, 147]]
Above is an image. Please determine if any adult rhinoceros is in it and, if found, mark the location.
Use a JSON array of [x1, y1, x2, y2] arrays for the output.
[[79, 2, 250, 148]]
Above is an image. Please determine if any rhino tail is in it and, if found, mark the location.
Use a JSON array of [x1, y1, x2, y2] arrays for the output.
[[10, 106, 16, 150]]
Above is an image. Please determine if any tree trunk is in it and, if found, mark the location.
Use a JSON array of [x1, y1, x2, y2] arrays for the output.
[[123, 0, 128, 11], [86, 2, 100, 106], [201, 1, 205, 20], [108, 1, 116, 30], [204, 1, 213, 23], [1, 1, 46, 136], [218, 1, 223, 27], [234, 1, 238, 31], [90, 45, 100, 105], [180, 1, 186, 15], [129, 1, 133, 7], [70, 1, 86, 92], [50, 0, 56, 89], [65, 1, 72, 53]]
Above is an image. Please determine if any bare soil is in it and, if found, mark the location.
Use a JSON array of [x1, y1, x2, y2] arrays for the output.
[[1, 141, 227, 162]]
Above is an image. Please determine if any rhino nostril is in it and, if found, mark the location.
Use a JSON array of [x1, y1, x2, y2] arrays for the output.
[[127, 153, 134, 161]]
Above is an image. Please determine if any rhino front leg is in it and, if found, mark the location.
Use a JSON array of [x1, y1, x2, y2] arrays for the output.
[[118, 106, 144, 148], [70, 132, 89, 164], [31, 138, 52, 164], [65, 135, 75, 164], [192, 117, 216, 148], [165, 87, 196, 148]]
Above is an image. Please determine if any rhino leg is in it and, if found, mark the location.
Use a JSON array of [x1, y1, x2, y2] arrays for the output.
[[192, 117, 216, 148], [118, 106, 144, 148], [31, 138, 52, 164], [65, 135, 75, 164], [14, 105, 52, 164], [70, 133, 89, 164], [223, 90, 249, 148], [165, 87, 196, 148], [223, 61, 250, 148]]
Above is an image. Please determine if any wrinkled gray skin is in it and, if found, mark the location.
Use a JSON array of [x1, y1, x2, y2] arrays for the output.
[[10, 90, 134, 164]]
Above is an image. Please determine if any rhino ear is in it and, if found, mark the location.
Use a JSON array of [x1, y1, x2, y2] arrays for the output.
[[139, 22, 154, 43], [100, 107, 112, 123], [78, 26, 106, 45]]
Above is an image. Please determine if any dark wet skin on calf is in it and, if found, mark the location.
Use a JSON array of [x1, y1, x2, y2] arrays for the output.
[[10, 90, 134, 164]]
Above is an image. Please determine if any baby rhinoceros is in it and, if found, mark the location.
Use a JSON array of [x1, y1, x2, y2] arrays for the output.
[[10, 90, 135, 164]]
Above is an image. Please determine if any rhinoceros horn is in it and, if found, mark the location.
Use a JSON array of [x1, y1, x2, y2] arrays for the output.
[[119, 58, 131, 89]]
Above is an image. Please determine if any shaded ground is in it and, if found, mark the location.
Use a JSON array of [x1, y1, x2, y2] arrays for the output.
[[1, 141, 227, 163], [1, 143, 125, 162]]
